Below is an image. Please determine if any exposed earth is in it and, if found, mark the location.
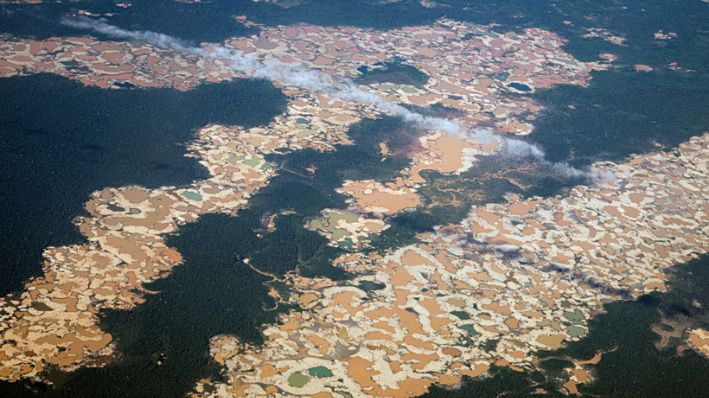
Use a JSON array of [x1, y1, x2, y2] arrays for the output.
[[0, 1, 707, 397]]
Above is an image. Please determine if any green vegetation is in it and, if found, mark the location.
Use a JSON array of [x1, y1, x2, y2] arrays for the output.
[[0, 1, 707, 397], [0, 114, 428, 397], [30, 302, 53, 312], [372, 155, 582, 251], [530, 70, 709, 167], [422, 255, 709, 397], [422, 366, 551, 398], [546, 255, 709, 397], [0, 73, 285, 297], [359, 280, 386, 291]]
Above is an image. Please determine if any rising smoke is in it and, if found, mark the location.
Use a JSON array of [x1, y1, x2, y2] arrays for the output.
[[467, 128, 612, 181], [61, 16, 458, 134], [61, 16, 609, 181]]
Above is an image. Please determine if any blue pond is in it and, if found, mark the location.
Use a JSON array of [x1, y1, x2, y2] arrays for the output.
[[507, 82, 532, 92]]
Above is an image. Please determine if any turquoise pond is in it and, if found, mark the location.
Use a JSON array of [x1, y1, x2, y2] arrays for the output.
[[182, 191, 203, 201]]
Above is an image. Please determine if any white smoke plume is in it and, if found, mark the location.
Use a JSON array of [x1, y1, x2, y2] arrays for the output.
[[467, 128, 612, 181], [61, 16, 459, 134], [61, 16, 194, 51], [62, 17, 610, 182]]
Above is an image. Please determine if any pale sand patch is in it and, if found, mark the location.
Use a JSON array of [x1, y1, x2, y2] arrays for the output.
[[688, 328, 709, 357], [339, 180, 421, 214], [379, 142, 390, 158], [536, 334, 565, 349], [409, 134, 473, 181]]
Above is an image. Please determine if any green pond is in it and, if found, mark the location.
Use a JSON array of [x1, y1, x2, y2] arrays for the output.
[[288, 372, 310, 388], [308, 366, 334, 378]]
